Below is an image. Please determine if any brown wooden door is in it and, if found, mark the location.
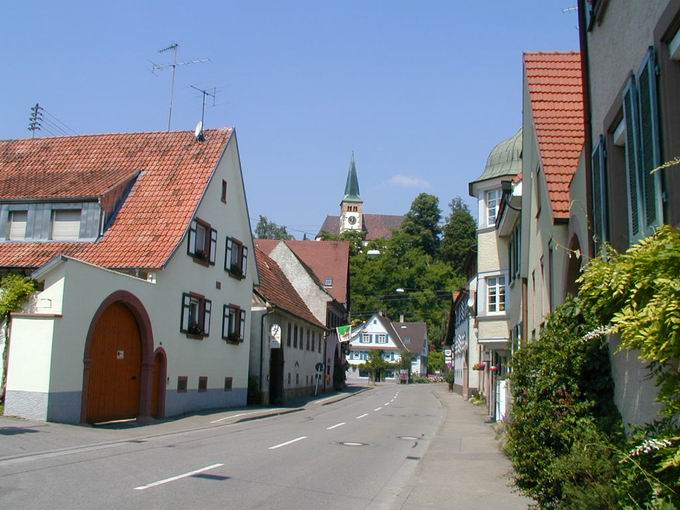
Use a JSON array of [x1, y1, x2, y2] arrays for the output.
[[151, 352, 163, 418], [86, 302, 141, 423]]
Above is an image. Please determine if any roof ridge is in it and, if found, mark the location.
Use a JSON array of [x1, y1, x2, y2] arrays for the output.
[[1, 127, 233, 143]]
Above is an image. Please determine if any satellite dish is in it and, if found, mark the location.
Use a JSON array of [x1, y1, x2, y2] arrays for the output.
[[194, 121, 204, 141]]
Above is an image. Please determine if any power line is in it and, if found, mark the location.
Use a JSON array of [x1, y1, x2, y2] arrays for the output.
[[42, 107, 78, 135]]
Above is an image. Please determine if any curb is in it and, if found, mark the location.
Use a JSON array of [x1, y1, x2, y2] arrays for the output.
[[320, 387, 371, 406]]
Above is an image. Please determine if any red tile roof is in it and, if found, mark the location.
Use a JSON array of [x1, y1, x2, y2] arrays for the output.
[[255, 248, 325, 328], [319, 214, 404, 241], [0, 129, 232, 269], [524, 52, 584, 220], [256, 239, 350, 305]]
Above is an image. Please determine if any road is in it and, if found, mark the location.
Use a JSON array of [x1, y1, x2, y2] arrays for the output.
[[0, 384, 444, 509]]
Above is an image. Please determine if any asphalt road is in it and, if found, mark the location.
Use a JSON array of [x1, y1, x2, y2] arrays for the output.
[[0, 384, 444, 510]]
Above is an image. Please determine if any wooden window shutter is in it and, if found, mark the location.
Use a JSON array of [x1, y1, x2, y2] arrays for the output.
[[241, 246, 248, 277], [209, 228, 217, 265], [181, 293, 191, 332], [203, 299, 212, 336], [591, 135, 608, 251], [188, 220, 198, 256], [221, 305, 229, 339], [637, 48, 662, 232], [623, 79, 642, 241], [239, 309, 246, 341], [225, 237, 233, 271]]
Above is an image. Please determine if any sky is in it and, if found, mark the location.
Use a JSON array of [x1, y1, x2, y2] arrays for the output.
[[1, 1, 579, 239]]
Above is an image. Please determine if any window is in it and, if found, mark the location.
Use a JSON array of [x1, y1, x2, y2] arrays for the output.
[[180, 293, 211, 337], [287, 323, 291, 347], [487, 276, 506, 313], [188, 219, 217, 265], [311, 333, 315, 352], [361, 333, 371, 343], [287, 373, 291, 385], [222, 304, 245, 342], [318, 333, 322, 353], [224, 377, 232, 391], [623, 49, 663, 243], [376, 334, 388, 344], [51, 209, 81, 240], [221, 180, 227, 203], [225, 237, 248, 277], [8, 211, 27, 240], [294, 325, 298, 348], [296, 373, 299, 385], [324, 277, 333, 287], [591, 135, 609, 251], [509, 222, 521, 283], [198, 376, 208, 392], [306, 330, 310, 350], [177, 376, 188, 393], [486, 189, 501, 226]]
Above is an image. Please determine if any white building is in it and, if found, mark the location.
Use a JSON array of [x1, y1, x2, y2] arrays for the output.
[[346, 313, 427, 381], [0, 129, 258, 424]]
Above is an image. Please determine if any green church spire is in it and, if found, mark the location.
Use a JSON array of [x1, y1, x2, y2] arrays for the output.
[[343, 151, 362, 203]]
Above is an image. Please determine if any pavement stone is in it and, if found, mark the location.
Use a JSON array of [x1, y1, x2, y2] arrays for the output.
[[396, 384, 531, 510]]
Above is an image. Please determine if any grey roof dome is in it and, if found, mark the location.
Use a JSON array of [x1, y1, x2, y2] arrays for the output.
[[473, 129, 522, 183]]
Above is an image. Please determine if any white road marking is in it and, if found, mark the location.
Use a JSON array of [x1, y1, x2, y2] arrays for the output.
[[210, 409, 286, 424], [268, 436, 308, 450], [374, 407, 382, 411], [385, 402, 391, 406], [134, 463, 224, 490], [356, 413, 369, 419], [326, 422, 346, 430]]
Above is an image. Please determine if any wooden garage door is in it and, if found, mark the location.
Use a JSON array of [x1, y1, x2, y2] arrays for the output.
[[86, 302, 141, 423]]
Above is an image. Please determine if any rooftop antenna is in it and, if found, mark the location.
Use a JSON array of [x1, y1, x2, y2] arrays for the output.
[[28, 103, 43, 138], [151, 43, 210, 131], [189, 85, 216, 127]]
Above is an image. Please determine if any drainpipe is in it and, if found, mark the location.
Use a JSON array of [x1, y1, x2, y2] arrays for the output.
[[259, 304, 274, 404]]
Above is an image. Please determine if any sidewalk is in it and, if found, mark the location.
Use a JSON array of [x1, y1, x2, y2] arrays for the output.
[[399, 385, 531, 509], [0, 385, 369, 462]]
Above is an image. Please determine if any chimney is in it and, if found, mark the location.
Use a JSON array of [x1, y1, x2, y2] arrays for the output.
[[378, 310, 383, 317], [399, 314, 404, 323]]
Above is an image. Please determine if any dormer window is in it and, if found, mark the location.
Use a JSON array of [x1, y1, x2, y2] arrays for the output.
[[324, 277, 333, 287], [188, 218, 217, 265], [8, 211, 27, 240], [225, 237, 248, 278], [51, 209, 81, 241]]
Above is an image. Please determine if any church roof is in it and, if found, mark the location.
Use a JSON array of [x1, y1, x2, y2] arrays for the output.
[[342, 153, 362, 203], [319, 214, 404, 241]]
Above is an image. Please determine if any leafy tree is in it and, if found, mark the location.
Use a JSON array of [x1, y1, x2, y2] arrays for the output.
[[427, 351, 445, 373], [359, 350, 394, 384], [400, 193, 442, 257], [1, 274, 37, 402], [440, 197, 476, 275], [254, 215, 294, 240], [398, 350, 413, 371]]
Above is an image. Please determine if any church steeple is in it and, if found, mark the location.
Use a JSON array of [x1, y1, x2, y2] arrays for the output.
[[342, 152, 362, 203]]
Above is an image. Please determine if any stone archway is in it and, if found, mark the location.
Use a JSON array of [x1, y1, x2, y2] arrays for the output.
[[81, 291, 154, 424]]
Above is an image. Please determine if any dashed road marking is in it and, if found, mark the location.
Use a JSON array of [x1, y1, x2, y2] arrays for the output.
[[356, 413, 369, 419], [326, 422, 346, 430], [134, 463, 224, 490], [374, 407, 382, 412]]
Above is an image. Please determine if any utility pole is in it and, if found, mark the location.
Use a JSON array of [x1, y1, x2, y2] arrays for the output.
[[152, 43, 209, 131], [189, 85, 216, 127], [28, 103, 43, 138]]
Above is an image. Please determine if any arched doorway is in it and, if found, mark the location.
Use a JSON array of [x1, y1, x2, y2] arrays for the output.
[[151, 348, 167, 419], [82, 291, 154, 424]]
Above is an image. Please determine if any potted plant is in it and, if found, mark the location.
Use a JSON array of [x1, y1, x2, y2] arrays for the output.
[[489, 365, 499, 374], [472, 362, 486, 371], [445, 369, 455, 392]]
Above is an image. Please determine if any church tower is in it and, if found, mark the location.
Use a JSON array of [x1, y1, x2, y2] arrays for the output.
[[339, 152, 363, 234]]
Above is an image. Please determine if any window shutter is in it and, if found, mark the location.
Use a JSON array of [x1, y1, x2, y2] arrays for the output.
[[209, 229, 217, 265], [8, 211, 27, 240], [591, 135, 608, 251], [242, 246, 248, 277], [623, 79, 642, 240], [51, 210, 81, 240], [239, 310, 246, 341], [188, 220, 197, 256], [222, 305, 228, 339], [204, 299, 212, 336], [181, 293, 191, 332], [225, 237, 233, 271], [637, 48, 662, 232]]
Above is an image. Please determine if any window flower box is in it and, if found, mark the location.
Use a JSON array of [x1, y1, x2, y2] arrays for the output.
[[472, 362, 486, 371]]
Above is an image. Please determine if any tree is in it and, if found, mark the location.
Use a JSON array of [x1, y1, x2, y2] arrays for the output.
[[400, 193, 442, 257], [428, 351, 445, 374], [359, 350, 394, 384], [254, 215, 294, 240], [440, 197, 476, 275], [1, 274, 37, 402]]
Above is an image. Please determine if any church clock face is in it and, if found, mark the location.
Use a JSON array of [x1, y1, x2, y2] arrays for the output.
[[348, 215, 357, 225]]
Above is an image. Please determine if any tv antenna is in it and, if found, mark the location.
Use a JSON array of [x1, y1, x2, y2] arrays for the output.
[[28, 103, 43, 138], [190, 85, 216, 127], [151, 43, 209, 131]]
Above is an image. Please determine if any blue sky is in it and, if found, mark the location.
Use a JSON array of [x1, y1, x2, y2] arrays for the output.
[[1, 1, 578, 238]]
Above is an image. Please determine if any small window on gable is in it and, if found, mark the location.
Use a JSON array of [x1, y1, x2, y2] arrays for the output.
[[324, 277, 333, 287], [225, 237, 248, 278], [180, 292, 211, 337], [361, 333, 371, 343], [8, 210, 27, 240], [51, 209, 81, 240], [221, 180, 227, 203], [188, 219, 217, 265], [222, 304, 245, 343], [376, 334, 388, 344]]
